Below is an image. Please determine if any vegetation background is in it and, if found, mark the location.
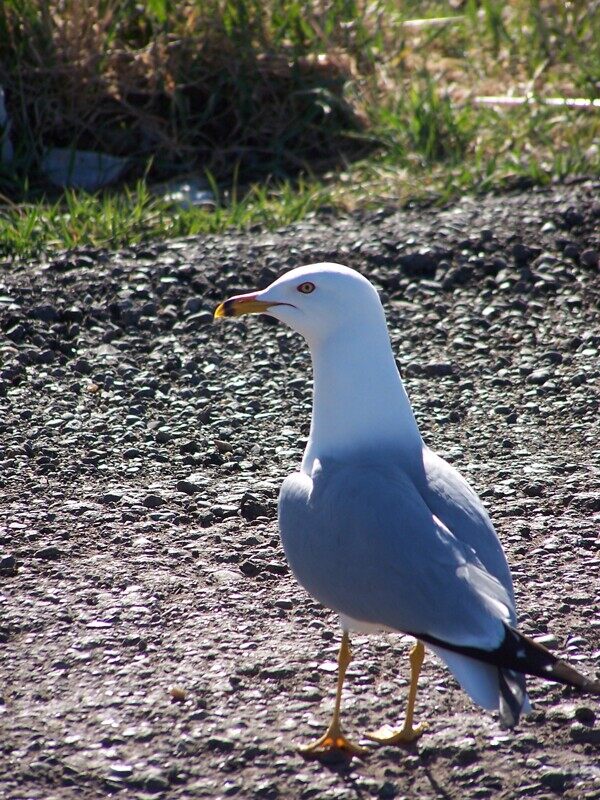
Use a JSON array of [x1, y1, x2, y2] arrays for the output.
[[0, 0, 599, 257]]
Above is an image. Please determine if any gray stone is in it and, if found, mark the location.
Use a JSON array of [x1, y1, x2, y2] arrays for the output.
[[423, 362, 456, 378], [31, 304, 59, 322], [574, 706, 595, 724], [561, 207, 584, 228], [110, 762, 134, 777], [145, 772, 169, 793], [512, 243, 540, 265], [155, 428, 172, 444], [378, 782, 398, 799], [183, 297, 203, 314], [123, 448, 143, 459], [260, 663, 295, 679], [7, 324, 25, 343], [63, 306, 83, 323], [143, 494, 166, 509], [541, 350, 562, 364], [527, 368, 552, 385], [206, 736, 235, 752], [580, 248, 599, 268], [570, 722, 600, 744], [240, 492, 270, 520], [0, 554, 17, 573], [240, 559, 262, 577], [101, 491, 123, 504], [539, 768, 570, 791], [563, 243, 580, 260], [34, 545, 61, 560], [523, 483, 545, 497], [37, 349, 55, 365], [398, 250, 438, 278], [534, 634, 558, 648], [176, 479, 201, 495], [186, 311, 213, 329], [72, 358, 92, 374]]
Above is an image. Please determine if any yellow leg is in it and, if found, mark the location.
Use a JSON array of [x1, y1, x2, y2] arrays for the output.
[[299, 631, 368, 758], [366, 640, 428, 745]]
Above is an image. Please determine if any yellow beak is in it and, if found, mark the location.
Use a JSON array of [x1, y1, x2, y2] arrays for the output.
[[214, 292, 285, 319]]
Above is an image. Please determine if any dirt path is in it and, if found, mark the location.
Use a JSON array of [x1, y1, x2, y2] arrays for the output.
[[1, 181, 599, 799]]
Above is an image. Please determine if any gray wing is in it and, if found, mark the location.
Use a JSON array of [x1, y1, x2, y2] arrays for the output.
[[420, 446, 515, 610], [279, 458, 515, 651]]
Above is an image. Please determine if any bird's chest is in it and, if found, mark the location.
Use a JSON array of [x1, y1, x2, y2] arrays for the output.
[[279, 498, 340, 601], [278, 491, 377, 619]]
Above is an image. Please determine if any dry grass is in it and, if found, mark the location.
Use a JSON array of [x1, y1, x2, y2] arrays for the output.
[[1, 1, 598, 191], [0, 0, 374, 191], [0, 1, 599, 257]]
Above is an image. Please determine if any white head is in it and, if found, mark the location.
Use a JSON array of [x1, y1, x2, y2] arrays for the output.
[[215, 262, 422, 465], [214, 263, 387, 347]]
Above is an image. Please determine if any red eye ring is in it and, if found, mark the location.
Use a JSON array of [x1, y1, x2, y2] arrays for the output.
[[297, 281, 315, 294]]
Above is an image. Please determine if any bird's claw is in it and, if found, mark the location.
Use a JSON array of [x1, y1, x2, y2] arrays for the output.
[[299, 727, 368, 759]]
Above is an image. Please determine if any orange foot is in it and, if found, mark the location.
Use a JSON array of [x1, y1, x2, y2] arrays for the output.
[[299, 724, 368, 759], [365, 721, 428, 746]]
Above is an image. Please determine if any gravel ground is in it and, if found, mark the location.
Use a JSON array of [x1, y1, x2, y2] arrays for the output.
[[1, 180, 599, 800]]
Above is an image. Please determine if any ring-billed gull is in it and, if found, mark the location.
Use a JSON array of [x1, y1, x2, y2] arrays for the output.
[[215, 263, 599, 758]]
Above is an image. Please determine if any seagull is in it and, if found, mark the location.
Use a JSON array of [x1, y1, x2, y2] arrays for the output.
[[214, 262, 599, 758]]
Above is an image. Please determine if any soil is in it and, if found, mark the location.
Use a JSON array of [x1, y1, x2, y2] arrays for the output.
[[1, 179, 599, 800]]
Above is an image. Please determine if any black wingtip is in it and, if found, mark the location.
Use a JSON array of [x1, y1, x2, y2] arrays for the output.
[[499, 628, 600, 693], [498, 668, 527, 728], [551, 659, 600, 695], [416, 625, 599, 694]]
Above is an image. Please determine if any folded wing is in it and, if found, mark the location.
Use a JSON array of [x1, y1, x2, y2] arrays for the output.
[[280, 458, 513, 647], [279, 458, 523, 725]]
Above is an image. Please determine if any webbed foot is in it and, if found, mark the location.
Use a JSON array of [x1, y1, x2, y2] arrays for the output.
[[365, 720, 428, 745], [299, 723, 368, 759]]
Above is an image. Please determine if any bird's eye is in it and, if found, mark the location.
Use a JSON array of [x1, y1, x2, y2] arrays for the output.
[[297, 281, 315, 294]]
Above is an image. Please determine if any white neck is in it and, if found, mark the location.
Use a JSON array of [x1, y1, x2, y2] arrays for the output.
[[301, 322, 422, 473]]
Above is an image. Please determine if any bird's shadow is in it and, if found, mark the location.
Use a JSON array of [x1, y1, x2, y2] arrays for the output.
[[299, 749, 367, 798], [298, 739, 455, 799], [423, 766, 455, 800], [298, 738, 434, 798]]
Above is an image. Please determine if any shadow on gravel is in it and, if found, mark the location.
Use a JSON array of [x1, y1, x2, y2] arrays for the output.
[[424, 767, 454, 800]]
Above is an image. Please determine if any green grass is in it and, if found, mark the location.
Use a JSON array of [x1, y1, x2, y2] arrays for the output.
[[0, 178, 334, 258], [1, 1, 599, 259]]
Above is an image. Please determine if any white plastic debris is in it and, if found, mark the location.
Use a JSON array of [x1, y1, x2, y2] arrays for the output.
[[475, 95, 600, 110], [41, 148, 129, 191], [152, 176, 216, 208], [402, 16, 465, 29], [0, 86, 14, 164]]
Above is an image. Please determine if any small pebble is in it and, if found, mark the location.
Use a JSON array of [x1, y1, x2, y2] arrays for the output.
[[0, 554, 17, 573], [176, 479, 201, 495], [206, 736, 235, 752], [570, 722, 600, 744], [574, 706, 596, 724], [145, 772, 169, 793], [101, 491, 123, 504], [240, 559, 261, 577], [580, 248, 599, 268], [168, 685, 187, 702], [534, 634, 558, 648], [34, 545, 61, 560], [143, 494, 165, 509], [539, 768, 570, 791], [110, 763, 134, 777]]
